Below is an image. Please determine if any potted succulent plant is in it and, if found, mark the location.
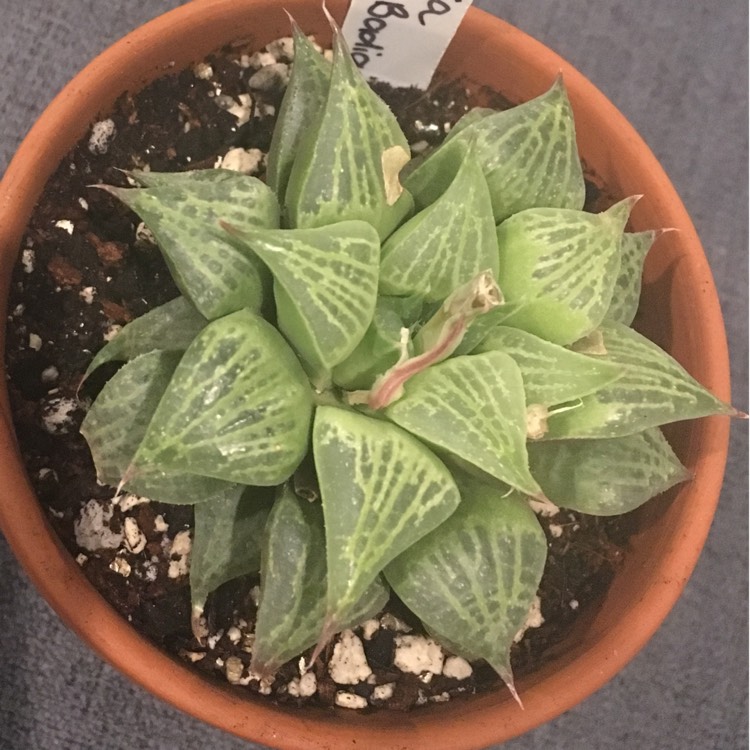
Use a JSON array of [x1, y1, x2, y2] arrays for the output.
[[0, 1, 738, 748]]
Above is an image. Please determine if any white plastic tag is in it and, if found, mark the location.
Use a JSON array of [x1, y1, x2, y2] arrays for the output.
[[341, 0, 473, 89]]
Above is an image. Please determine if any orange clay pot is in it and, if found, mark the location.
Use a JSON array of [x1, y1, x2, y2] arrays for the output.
[[0, 1, 731, 748]]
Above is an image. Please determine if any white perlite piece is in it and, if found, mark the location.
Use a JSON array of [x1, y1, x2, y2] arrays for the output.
[[247, 63, 289, 91], [135, 222, 156, 244], [288, 672, 317, 698], [442, 655, 473, 680], [227, 626, 242, 645], [21, 248, 35, 273], [104, 324, 122, 342], [123, 517, 147, 554], [75, 553, 88, 566], [153, 514, 169, 533], [371, 683, 394, 701], [193, 62, 214, 80], [380, 613, 411, 633], [117, 493, 149, 512], [243, 50, 276, 69], [168, 530, 192, 579], [548, 523, 564, 538], [569, 599, 580, 611], [54, 220, 75, 235], [225, 656, 245, 685], [41, 397, 77, 434], [513, 594, 545, 644], [109, 557, 131, 578], [214, 93, 254, 126], [335, 692, 368, 710], [361, 618, 380, 641], [74, 499, 123, 552], [79, 286, 96, 304], [393, 635, 444, 676], [28, 333, 42, 351], [88, 118, 117, 154], [266, 36, 295, 62], [217, 147, 264, 175], [328, 630, 372, 685], [41, 366, 59, 384]]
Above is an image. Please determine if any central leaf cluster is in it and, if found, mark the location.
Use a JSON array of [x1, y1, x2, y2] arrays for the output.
[[80, 18, 732, 699]]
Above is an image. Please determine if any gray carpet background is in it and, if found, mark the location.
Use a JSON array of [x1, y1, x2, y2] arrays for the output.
[[0, 1, 747, 748]]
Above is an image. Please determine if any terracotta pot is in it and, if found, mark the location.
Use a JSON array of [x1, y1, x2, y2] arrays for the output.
[[0, 1, 732, 748]]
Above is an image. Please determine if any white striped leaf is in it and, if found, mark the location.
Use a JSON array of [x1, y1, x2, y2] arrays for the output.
[[527, 428, 690, 515], [384, 352, 542, 497], [385, 477, 547, 700], [106, 172, 279, 320], [313, 406, 460, 632], [545, 321, 735, 438], [82, 296, 206, 382], [190, 487, 274, 629], [252, 486, 388, 676], [266, 23, 332, 205], [134, 309, 314, 485], [228, 221, 380, 379], [284, 27, 412, 238], [407, 79, 584, 223], [474, 326, 622, 406], [605, 230, 659, 326], [379, 149, 499, 302], [496, 198, 634, 345], [80, 350, 243, 504]]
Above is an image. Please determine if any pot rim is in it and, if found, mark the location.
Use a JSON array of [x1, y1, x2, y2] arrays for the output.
[[0, 1, 731, 748]]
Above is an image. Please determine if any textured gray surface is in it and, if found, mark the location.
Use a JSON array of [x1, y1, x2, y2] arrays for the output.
[[0, 1, 747, 748]]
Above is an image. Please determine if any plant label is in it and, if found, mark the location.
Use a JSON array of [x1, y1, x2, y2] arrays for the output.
[[341, 0, 473, 89]]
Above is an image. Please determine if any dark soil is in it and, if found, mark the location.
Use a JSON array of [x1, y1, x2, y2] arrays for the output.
[[4, 36, 635, 711]]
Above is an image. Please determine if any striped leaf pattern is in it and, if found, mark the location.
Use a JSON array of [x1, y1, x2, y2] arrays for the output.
[[284, 28, 412, 238], [528, 428, 691, 515], [496, 198, 633, 345], [83, 296, 206, 382], [107, 171, 279, 320], [332, 296, 413, 390], [266, 24, 332, 204], [80, 350, 243, 504], [190, 487, 274, 622], [474, 325, 622, 406], [379, 150, 499, 302], [229, 221, 380, 376], [252, 486, 388, 675], [385, 352, 541, 496], [412, 79, 584, 223], [385, 478, 547, 698], [313, 406, 460, 629], [135, 309, 314, 485], [545, 321, 735, 438], [605, 230, 659, 325]]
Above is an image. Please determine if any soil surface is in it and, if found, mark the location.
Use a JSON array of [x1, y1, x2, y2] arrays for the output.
[[4, 35, 635, 711]]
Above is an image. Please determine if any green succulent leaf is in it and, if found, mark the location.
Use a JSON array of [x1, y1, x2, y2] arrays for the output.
[[545, 321, 735, 438], [284, 27, 412, 238], [332, 296, 414, 390], [190, 486, 274, 628], [225, 221, 380, 380], [82, 296, 206, 382], [443, 107, 496, 142], [313, 406, 460, 631], [105, 171, 279, 320], [384, 352, 542, 496], [252, 486, 388, 675], [266, 24, 332, 205], [605, 230, 660, 326], [385, 476, 547, 701], [474, 326, 622, 406], [527, 428, 690, 515], [407, 79, 585, 223], [379, 148, 499, 302], [134, 309, 314, 486], [80, 350, 243, 504], [496, 198, 634, 345]]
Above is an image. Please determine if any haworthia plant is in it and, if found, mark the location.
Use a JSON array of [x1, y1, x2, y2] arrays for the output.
[[386, 477, 547, 702], [79, 16, 735, 705], [190, 487, 274, 637], [252, 486, 388, 676]]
